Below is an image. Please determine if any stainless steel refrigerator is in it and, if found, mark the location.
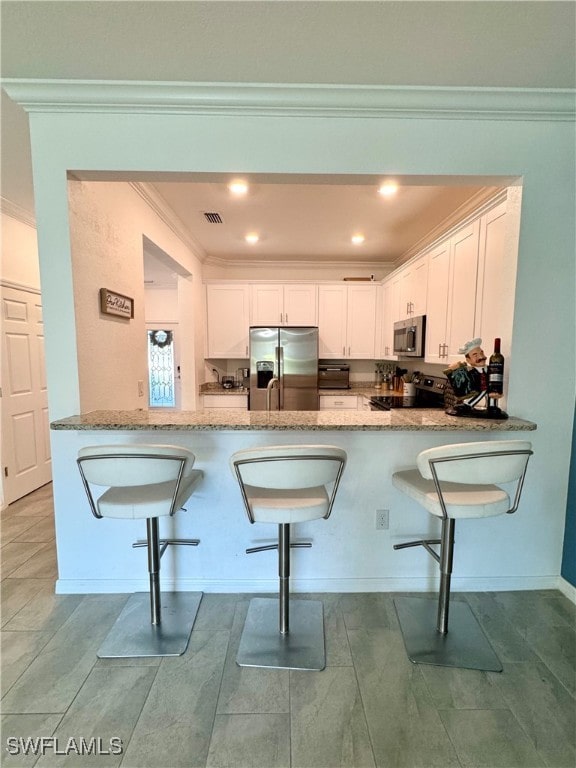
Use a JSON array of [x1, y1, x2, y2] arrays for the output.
[[249, 326, 319, 411]]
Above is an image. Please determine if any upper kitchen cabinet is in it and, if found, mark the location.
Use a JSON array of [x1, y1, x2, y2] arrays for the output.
[[250, 283, 317, 326], [424, 198, 512, 365], [398, 256, 429, 320], [318, 283, 377, 359], [426, 219, 480, 364], [473, 201, 512, 356], [206, 283, 250, 358], [378, 279, 399, 359]]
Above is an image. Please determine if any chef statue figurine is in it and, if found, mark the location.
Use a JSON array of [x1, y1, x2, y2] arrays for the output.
[[444, 337, 507, 418]]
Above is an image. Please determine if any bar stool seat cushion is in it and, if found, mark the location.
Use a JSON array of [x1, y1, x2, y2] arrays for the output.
[[243, 484, 329, 524], [96, 470, 203, 520], [392, 469, 510, 519]]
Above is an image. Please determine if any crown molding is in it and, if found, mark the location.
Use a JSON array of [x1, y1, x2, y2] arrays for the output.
[[202, 255, 394, 271], [0, 197, 36, 228], [129, 182, 207, 261], [3, 79, 575, 121]]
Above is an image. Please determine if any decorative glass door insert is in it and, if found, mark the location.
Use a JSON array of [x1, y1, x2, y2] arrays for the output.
[[147, 329, 175, 407]]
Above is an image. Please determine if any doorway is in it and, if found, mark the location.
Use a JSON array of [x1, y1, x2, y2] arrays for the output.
[[1, 283, 51, 503]]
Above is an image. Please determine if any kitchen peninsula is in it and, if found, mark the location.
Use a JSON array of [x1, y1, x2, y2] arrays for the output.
[[51, 409, 537, 598]]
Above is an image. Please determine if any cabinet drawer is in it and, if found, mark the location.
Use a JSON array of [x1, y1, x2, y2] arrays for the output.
[[203, 394, 248, 409], [319, 395, 358, 410]]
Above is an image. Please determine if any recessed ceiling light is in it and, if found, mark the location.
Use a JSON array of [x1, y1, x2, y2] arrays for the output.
[[229, 180, 249, 196], [378, 181, 398, 198], [351, 234, 365, 245], [245, 232, 259, 245]]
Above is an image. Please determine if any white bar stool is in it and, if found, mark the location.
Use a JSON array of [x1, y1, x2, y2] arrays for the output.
[[392, 439, 532, 671], [77, 444, 204, 658], [230, 444, 347, 671]]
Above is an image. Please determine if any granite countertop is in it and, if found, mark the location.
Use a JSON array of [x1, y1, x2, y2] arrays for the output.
[[51, 409, 536, 432], [200, 382, 393, 398], [200, 383, 249, 395]]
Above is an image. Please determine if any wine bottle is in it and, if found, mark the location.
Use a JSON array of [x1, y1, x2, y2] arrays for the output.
[[488, 338, 504, 395]]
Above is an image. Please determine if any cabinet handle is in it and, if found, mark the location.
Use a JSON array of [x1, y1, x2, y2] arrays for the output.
[[348, 346, 351, 356], [280, 313, 283, 323], [343, 346, 346, 355], [285, 314, 288, 324]]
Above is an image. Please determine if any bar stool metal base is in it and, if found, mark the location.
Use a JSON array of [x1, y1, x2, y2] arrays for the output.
[[237, 597, 325, 671], [97, 591, 202, 659], [394, 596, 502, 672]]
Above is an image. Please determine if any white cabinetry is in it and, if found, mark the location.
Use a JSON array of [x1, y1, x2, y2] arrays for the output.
[[319, 394, 358, 410], [202, 394, 248, 409], [474, 201, 511, 353], [206, 284, 250, 358], [250, 284, 317, 326], [425, 220, 480, 365], [318, 284, 377, 359], [398, 257, 428, 319], [318, 285, 347, 358]]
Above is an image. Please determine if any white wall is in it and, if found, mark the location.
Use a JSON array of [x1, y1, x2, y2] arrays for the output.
[[14, 84, 575, 591], [0, 212, 40, 289], [68, 181, 204, 412]]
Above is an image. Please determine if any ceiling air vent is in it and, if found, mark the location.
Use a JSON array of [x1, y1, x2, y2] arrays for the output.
[[203, 212, 223, 224]]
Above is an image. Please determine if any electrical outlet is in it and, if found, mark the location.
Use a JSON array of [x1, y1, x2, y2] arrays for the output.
[[138, 380, 144, 397], [375, 509, 389, 530]]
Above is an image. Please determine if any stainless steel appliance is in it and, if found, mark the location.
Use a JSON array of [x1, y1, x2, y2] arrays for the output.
[[393, 315, 426, 357], [369, 374, 446, 411], [318, 364, 350, 390], [249, 326, 319, 411]]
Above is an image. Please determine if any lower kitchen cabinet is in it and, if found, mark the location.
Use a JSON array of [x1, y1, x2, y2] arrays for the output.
[[202, 394, 248, 408], [319, 394, 358, 410]]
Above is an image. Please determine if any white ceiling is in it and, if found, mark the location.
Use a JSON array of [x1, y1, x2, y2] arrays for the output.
[[1, 2, 573, 268], [150, 176, 492, 263]]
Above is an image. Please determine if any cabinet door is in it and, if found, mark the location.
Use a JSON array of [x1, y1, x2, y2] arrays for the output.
[[250, 284, 283, 325], [424, 241, 451, 364], [206, 284, 250, 358], [347, 284, 377, 359], [319, 395, 358, 410], [379, 280, 397, 359], [445, 220, 481, 363], [412, 256, 429, 316], [283, 284, 317, 325], [398, 267, 412, 319], [474, 202, 509, 351], [318, 285, 347, 358]]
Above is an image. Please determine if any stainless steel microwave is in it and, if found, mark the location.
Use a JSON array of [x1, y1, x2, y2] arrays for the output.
[[393, 315, 426, 357]]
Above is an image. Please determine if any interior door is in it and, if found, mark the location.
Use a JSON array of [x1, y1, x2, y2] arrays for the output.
[[1, 285, 51, 503]]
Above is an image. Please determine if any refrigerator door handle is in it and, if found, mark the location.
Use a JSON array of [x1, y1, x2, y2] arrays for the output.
[[277, 345, 284, 410]]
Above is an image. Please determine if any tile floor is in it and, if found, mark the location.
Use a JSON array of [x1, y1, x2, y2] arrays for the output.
[[1, 484, 575, 767]]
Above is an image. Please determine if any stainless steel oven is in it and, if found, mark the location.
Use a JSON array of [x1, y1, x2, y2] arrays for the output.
[[393, 315, 426, 357]]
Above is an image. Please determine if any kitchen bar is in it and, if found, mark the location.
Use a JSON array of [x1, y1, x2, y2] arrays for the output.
[[50, 409, 536, 598]]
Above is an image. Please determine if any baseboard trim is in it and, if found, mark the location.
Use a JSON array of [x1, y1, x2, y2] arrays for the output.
[[55, 575, 563, 595], [557, 576, 576, 604]]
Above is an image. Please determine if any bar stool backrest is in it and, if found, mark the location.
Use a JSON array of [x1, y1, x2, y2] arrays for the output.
[[77, 444, 196, 487], [230, 445, 347, 490], [416, 440, 533, 485]]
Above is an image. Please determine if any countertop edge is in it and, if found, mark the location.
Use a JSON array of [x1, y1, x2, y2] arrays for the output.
[[50, 409, 537, 432]]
